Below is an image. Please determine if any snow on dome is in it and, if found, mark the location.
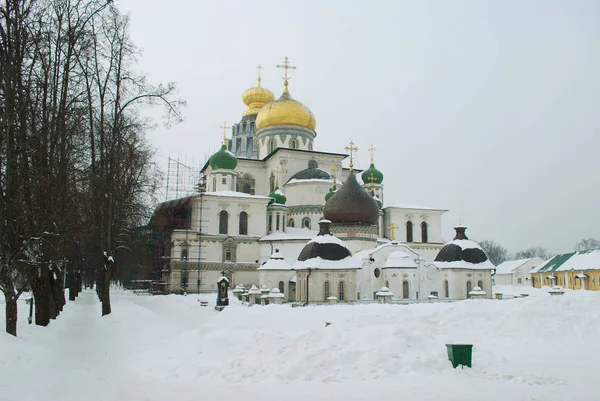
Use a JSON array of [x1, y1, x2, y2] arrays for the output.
[[295, 220, 354, 267], [248, 285, 261, 295], [218, 276, 229, 282], [376, 287, 393, 297], [270, 250, 284, 259], [384, 251, 418, 268], [319, 219, 332, 224], [469, 286, 487, 296], [268, 288, 285, 298], [435, 226, 494, 270], [257, 251, 292, 270]]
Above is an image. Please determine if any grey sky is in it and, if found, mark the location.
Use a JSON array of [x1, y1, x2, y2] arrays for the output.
[[120, 0, 600, 255]]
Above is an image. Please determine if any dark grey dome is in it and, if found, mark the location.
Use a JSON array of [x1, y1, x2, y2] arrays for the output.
[[323, 173, 379, 225], [287, 162, 331, 182], [434, 226, 489, 264], [297, 220, 352, 262]]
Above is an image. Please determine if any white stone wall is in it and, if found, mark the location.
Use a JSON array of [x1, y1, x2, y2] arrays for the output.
[[208, 170, 237, 192], [445, 269, 493, 299], [258, 270, 295, 302], [197, 194, 270, 236], [295, 269, 357, 303], [382, 207, 445, 246]]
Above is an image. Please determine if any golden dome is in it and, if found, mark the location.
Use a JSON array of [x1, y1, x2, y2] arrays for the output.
[[242, 77, 275, 116], [255, 83, 316, 131]]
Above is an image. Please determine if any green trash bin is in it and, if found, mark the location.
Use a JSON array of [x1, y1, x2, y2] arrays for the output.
[[446, 344, 473, 368]]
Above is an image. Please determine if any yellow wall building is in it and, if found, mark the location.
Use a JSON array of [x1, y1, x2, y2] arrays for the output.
[[531, 249, 600, 291]]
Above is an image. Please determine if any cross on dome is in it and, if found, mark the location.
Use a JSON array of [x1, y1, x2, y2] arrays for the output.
[[220, 121, 230, 145], [276, 57, 297, 93], [256, 65, 263, 86], [272, 165, 283, 187], [345, 141, 358, 172], [331, 164, 340, 186], [368, 144, 376, 164], [388, 223, 398, 240]]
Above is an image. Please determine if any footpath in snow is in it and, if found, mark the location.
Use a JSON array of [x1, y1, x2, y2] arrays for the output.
[[1, 286, 599, 401]]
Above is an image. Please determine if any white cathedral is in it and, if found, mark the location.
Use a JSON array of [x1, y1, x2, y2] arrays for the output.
[[150, 58, 494, 302]]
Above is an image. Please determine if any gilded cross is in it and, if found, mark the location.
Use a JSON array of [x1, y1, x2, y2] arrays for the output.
[[368, 172, 376, 185], [220, 121, 230, 145], [257, 65, 263, 86], [368, 144, 376, 164], [345, 141, 358, 172], [273, 165, 282, 187], [331, 164, 340, 186], [276, 57, 297, 93], [388, 223, 398, 241]]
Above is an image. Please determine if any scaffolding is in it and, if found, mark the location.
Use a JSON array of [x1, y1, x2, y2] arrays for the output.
[[165, 156, 203, 201]]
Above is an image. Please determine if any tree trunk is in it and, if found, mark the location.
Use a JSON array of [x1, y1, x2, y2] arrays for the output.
[[31, 267, 52, 327], [101, 269, 111, 316], [5, 294, 18, 337]]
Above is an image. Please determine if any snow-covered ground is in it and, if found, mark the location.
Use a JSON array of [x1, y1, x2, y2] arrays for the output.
[[1, 286, 599, 401]]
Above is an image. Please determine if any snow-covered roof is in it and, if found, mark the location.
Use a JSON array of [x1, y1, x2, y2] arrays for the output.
[[202, 191, 272, 200], [384, 204, 447, 212], [384, 251, 418, 268], [531, 249, 600, 273], [494, 258, 532, 275], [218, 276, 229, 282], [286, 178, 333, 185], [289, 274, 297, 283], [259, 228, 318, 242], [436, 260, 495, 270], [268, 288, 285, 298], [257, 252, 292, 270], [248, 285, 261, 295], [376, 287, 394, 296], [292, 256, 360, 270]]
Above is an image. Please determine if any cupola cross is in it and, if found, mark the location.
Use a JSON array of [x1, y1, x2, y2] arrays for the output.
[[276, 57, 296, 93], [331, 164, 340, 186], [388, 223, 398, 241], [368, 172, 377, 185], [256, 65, 263, 86], [368, 144, 376, 164], [220, 121, 230, 145], [345, 141, 358, 172]]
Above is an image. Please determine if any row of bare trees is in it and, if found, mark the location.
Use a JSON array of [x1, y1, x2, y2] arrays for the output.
[[0, 0, 184, 336]]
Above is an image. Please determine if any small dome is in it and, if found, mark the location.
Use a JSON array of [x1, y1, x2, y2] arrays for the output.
[[242, 77, 275, 116], [268, 187, 287, 205], [297, 220, 352, 262], [434, 226, 491, 266], [255, 85, 316, 131], [287, 160, 331, 182], [361, 163, 384, 185], [324, 184, 337, 202], [323, 173, 380, 225], [209, 143, 237, 170]]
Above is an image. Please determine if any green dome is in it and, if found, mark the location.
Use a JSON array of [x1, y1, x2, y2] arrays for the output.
[[269, 187, 287, 205], [209, 144, 237, 170], [373, 193, 383, 209], [324, 184, 337, 202], [361, 163, 383, 185]]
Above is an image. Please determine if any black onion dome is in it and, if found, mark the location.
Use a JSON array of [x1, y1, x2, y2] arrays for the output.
[[287, 160, 331, 182], [297, 220, 352, 262], [323, 173, 379, 225], [434, 226, 489, 264]]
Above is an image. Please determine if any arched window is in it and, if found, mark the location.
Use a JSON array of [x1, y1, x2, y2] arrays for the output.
[[444, 280, 449, 298], [466, 281, 472, 298], [239, 212, 248, 235], [385, 280, 389, 288], [288, 218, 295, 228], [402, 280, 409, 299], [308, 143, 313, 151], [338, 281, 345, 301], [219, 211, 228, 234], [279, 281, 285, 294], [406, 221, 413, 242], [290, 139, 298, 149], [324, 281, 330, 300], [477, 280, 483, 289], [268, 139, 276, 153], [212, 177, 216, 191], [181, 248, 188, 260], [302, 217, 311, 229], [421, 221, 428, 243], [243, 183, 251, 193], [276, 214, 280, 231]]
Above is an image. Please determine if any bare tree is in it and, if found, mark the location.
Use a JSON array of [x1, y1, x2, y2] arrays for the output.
[[575, 238, 600, 252], [514, 246, 551, 261], [479, 240, 509, 266]]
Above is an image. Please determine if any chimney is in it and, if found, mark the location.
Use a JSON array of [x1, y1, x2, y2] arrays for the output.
[[318, 219, 332, 236], [454, 225, 468, 240]]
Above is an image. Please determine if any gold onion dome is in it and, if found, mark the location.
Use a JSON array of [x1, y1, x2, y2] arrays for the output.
[[255, 82, 316, 131], [242, 76, 275, 116]]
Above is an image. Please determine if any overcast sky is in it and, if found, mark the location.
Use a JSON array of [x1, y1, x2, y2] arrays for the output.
[[119, 0, 599, 255]]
